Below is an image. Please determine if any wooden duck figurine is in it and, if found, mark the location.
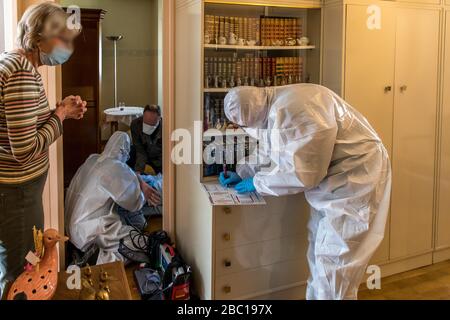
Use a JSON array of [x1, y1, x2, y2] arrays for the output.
[[7, 229, 68, 300]]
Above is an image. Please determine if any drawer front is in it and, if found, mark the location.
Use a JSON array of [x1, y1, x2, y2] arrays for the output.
[[214, 258, 308, 300], [215, 195, 309, 250], [215, 234, 308, 277]]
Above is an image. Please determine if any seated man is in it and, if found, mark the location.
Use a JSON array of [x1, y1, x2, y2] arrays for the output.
[[65, 132, 160, 265], [130, 105, 163, 174]]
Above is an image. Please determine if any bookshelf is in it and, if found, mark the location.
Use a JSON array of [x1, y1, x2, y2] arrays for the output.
[[201, 2, 321, 180], [204, 44, 316, 50]]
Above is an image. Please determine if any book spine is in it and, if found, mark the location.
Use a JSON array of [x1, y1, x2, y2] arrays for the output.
[[256, 18, 261, 45], [243, 17, 249, 42], [225, 16, 230, 39]]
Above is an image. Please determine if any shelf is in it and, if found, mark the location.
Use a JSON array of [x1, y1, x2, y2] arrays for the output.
[[204, 88, 231, 93], [204, 44, 315, 51], [203, 128, 248, 140]]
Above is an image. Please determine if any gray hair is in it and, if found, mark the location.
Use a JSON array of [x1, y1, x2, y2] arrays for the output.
[[16, 2, 74, 52]]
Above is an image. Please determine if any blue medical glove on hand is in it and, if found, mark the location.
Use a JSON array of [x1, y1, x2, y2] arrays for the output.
[[219, 171, 242, 187], [235, 178, 256, 194]]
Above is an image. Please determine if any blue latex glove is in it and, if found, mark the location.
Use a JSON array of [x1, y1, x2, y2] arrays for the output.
[[235, 178, 256, 194], [219, 171, 242, 187]]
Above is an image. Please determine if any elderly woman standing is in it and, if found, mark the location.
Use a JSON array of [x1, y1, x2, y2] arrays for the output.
[[0, 2, 86, 290]]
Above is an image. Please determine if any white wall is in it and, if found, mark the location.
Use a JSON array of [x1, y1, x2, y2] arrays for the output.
[[61, 0, 160, 137], [0, 0, 4, 53]]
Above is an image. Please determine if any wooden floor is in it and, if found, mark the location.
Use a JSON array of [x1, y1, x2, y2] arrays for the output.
[[359, 260, 450, 300], [125, 216, 450, 300]]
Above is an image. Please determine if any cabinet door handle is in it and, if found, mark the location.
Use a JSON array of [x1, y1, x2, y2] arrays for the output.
[[224, 259, 232, 268], [384, 86, 392, 93], [223, 207, 232, 215], [400, 85, 408, 93], [223, 233, 231, 241], [223, 285, 231, 294]]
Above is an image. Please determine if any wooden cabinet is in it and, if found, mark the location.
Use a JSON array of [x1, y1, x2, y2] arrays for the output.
[[436, 9, 450, 261], [323, 0, 441, 272], [396, 0, 441, 4], [344, 3, 397, 264], [175, 0, 320, 300], [344, 4, 396, 157], [62, 9, 105, 187], [390, 7, 439, 259], [212, 198, 310, 300]]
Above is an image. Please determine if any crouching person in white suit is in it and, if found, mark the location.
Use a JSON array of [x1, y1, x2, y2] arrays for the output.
[[65, 132, 160, 265]]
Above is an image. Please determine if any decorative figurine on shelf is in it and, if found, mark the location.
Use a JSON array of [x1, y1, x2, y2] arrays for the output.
[[215, 119, 223, 130], [214, 75, 220, 88], [219, 36, 227, 45], [288, 74, 294, 85], [205, 75, 211, 89], [7, 228, 68, 300], [259, 78, 265, 87], [272, 39, 284, 46], [298, 37, 310, 46], [286, 38, 297, 46], [229, 77, 235, 88], [204, 34, 211, 45], [228, 33, 238, 45]]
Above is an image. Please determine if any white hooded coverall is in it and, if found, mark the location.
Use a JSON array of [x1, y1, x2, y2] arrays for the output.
[[225, 84, 392, 300], [65, 132, 145, 265]]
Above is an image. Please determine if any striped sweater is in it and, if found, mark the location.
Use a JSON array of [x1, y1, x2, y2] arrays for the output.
[[0, 52, 63, 185]]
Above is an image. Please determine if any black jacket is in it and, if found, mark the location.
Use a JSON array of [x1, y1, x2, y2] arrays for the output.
[[130, 116, 163, 173]]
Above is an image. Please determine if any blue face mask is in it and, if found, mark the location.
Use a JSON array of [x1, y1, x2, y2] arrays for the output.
[[40, 45, 73, 66]]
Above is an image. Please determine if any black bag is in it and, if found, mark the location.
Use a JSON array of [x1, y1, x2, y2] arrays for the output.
[[118, 230, 170, 266]]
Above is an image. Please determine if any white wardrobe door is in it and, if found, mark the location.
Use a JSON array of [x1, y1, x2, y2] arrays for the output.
[[344, 3, 396, 263], [390, 7, 440, 259], [437, 10, 450, 251]]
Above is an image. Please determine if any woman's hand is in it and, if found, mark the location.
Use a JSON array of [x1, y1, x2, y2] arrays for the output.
[[55, 95, 87, 122]]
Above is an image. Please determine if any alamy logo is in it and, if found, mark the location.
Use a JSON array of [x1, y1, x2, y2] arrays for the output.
[[66, 265, 81, 290], [366, 265, 382, 290], [367, 5, 382, 30], [66, 5, 81, 31]]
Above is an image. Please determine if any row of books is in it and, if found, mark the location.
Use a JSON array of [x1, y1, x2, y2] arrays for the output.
[[204, 55, 304, 88], [204, 15, 303, 46], [261, 17, 303, 46], [204, 96, 227, 131], [203, 140, 252, 177], [205, 15, 260, 45]]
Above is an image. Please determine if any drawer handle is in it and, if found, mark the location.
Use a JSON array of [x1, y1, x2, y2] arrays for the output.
[[384, 86, 392, 93], [223, 285, 231, 294], [223, 207, 232, 215], [223, 233, 231, 241], [400, 85, 408, 93], [224, 260, 232, 268]]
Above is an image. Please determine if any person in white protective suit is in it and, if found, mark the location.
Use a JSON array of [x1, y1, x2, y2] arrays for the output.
[[0, 241, 6, 298], [65, 131, 160, 265], [221, 84, 392, 300]]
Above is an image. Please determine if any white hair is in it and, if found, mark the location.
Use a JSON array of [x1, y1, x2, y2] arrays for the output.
[[16, 2, 77, 52]]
